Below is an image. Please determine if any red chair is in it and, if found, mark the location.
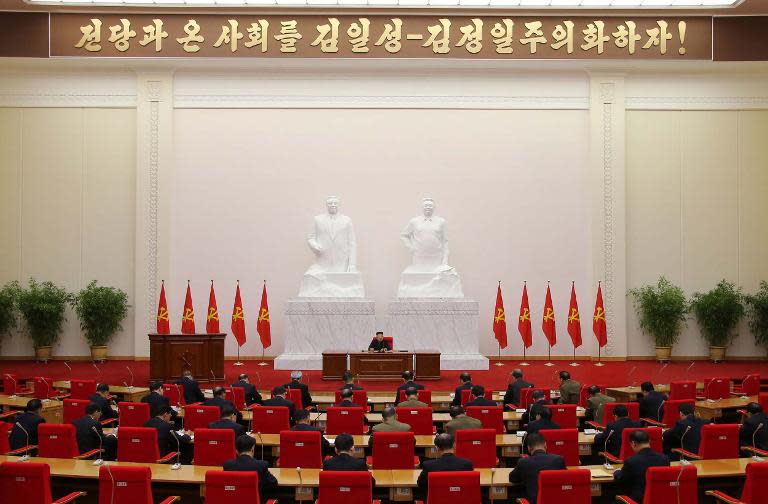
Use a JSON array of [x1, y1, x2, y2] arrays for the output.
[[460, 389, 473, 406], [540, 429, 580, 466], [63, 398, 91, 424], [0, 422, 34, 456], [543, 404, 578, 429], [2, 374, 31, 396], [367, 431, 419, 469], [0, 461, 86, 504], [643, 399, 695, 428], [118, 402, 150, 427], [733, 374, 761, 397], [586, 402, 640, 429], [703, 377, 731, 400], [69, 380, 96, 400], [251, 406, 291, 434], [455, 429, 498, 468], [326, 407, 367, 435], [669, 381, 697, 401], [706, 461, 768, 504], [205, 470, 277, 504], [674, 423, 740, 460], [193, 428, 236, 466], [383, 336, 393, 350], [162, 384, 186, 406], [398, 390, 433, 406], [602, 427, 663, 464], [277, 429, 323, 468], [184, 405, 219, 432], [116, 426, 177, 463], [225, 387, 246, 411], [316, 471, 379, 504], [520, 388, 551, 409], [396, 407, 435, 435], [418, 471, 480, 504], [98, 465, 179, 504], [334, 389, 369, 410], [286, 388, 305, 410], [33, 377, 64, 400], [579, 385, 603, 408], [465, 406, 504, 434], [517, 469, 592, 504], [617, 465, 698, 504], [37, 424, 101, 459]]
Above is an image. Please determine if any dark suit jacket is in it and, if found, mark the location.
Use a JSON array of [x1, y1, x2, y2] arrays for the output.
[[663, 415, 706, 453], [638, 391, 668, 422], [613, 447, 670, 503], [204, 396, 243, 423], [526, 418, 560, 434], [72, 415, 103, 453], [509, 449, 566, 503], [741, 413, 768, 450], [464, 397, 497, 407], [335, 400, 361, 408], [322, 452, 369, 471], [9, 412, 45, 450], [341, 384, 364, 390], [145, 416, 190, 456], [284, 380, 314, 409], [231, 380, 262, 406], [291, 423, 332, 455], [395, 381, 425, 404], [452, 382, 473, 406], [503, 379, 534, 407], [417, 453, 474, 500], [141, 392, 172, 417], [88, 393, 118, 421], [368, 338, 391, 352], [208, 418, 246, 438], [595, 417, 641, 457], [174, 377, 205, 404], [223, 454, 278, 502], [521, 400, 552, 426], [262, 396, 296, 424]]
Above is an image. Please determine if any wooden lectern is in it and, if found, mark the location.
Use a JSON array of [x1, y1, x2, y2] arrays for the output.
[[149, 333, 225, 382]]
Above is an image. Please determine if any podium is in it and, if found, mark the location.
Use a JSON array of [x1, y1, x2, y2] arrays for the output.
[[149, 333, 225, 382]]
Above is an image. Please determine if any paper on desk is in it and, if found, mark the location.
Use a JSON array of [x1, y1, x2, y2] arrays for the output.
[[515, 409, 526, 413], [590, 468, 615, 479]]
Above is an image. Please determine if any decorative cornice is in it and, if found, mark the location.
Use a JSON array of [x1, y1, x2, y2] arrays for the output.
[[0, 91, 136, 108], [600, 82, 617, 358], [626, 96, 768, 110]]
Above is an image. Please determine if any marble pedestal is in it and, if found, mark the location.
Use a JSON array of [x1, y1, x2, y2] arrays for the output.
[[396, 271, 464, 298], [386, 299, 488, 370], [298, 272, 365, 298], [274, 298, 375, 370]]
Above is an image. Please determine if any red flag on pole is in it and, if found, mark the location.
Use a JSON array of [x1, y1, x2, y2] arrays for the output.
[[567, 282, 582, 349], [231, 282, 246, 347], [493, 282, 508, 349], [593, 282, 608, 348], [156, 281, 170, 334], [206, 281, 220, 334], [542, 283, 557, 347], [181, 281, 195, 334], [518, 283, 533, 349], [257, 282, 272, 349]]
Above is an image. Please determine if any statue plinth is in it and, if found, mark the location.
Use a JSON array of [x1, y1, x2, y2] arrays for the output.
[[396, 271, 464, 298], [298, 272, 365, 298]]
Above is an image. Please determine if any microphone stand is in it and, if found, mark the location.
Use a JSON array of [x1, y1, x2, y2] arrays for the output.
[[171, 430, 182, 470], [92, 425, 104, 465], [6, 374, 18, 398], [679, 426, 692, 465], [125, 366, 134, 391], [657, 400, 666, 424], [752, 423, 765, 461], [106, 461, 116, 504], [16, 422, 31, 461], [256, 431, 264, 460], [602, 430, 614, 469]]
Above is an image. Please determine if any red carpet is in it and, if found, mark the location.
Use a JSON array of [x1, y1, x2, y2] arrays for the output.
[[2, 359, 766, 391]]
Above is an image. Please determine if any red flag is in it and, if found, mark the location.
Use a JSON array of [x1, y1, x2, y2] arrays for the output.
[[206, 281, 220, 334], [593, 282, 608, 348], [518, 283, 533, 349], [231, 282, 246, 347], [567, 282, 582, 349], [156, 281, 170, 334], [542, 284, 557, 347], [493, 283, 508, 349], [257, 282, 271, 349], [181, 281, 195, 334]]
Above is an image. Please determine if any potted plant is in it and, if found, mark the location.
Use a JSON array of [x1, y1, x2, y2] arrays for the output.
[[74, 280, 129, 361], [746, 281, 768, 356], [629, 276, 688, 362], [16, 278, 73, 360], [0, 281, 21, 349], [690, 279, 745, 362]]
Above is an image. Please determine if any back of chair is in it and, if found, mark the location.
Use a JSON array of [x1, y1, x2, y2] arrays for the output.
[[643, 465, 698, 504], [544, 404, 578, 429], [32, 377, 56, 400], [579, 385, 602, 408], [370, 431, 415, 469], [119, 402, 151, 427], [334, 389, 368, 408], [326, 407, 366, 435], [0, 461, 53, 504], [184, 405, 220, 432], [396, 407, 433, 435], [740, 374, 761, 397], [619, 428, 663, 461], [70, 379, 96, 400], [117, 426, 161, 463], [0, 422, 11, 454], [540, 429, 580, 466], [604, 403, 640, 422], [37, 424, 79, 458], [318, 471, 373, 504], [162, 384, 185, 406], [660, 399, 695, 427], [699, 423, 740, 459], [465, 406, 504, 434], [669, 381, 697, 401], [760, 393, 768, 412], [2, 374, 20, 395], [98, 465, 153, 504], [537, 469, 592, 504], [286, 388, 304, 410], [225, 387, 246, 410], [251, 406, 291, 434], [279, 429, 322, 468], [461, 389, 473, 406], [740, 461, 768, 504], [205, 470, 261, 504], [194, 428, 236, 466], [704, 377, 731, 400], [426, 471, 481, 504], [520, 388, 551, 409], [383, 336, 393, 349], [63, 398, 90, 424], [454, 429, 497, 468], [398, 390, 433, 406]]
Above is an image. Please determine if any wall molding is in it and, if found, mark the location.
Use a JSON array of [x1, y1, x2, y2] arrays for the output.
[[0, 91, 136, 108], [626, 96, 768, 110]]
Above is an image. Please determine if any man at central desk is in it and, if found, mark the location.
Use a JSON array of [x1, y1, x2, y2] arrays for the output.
[[368, 331, 391, 352]]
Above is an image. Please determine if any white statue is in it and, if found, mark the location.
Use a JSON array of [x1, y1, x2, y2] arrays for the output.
[[397, 198, 464, 298], [298, 196, 365, 297]]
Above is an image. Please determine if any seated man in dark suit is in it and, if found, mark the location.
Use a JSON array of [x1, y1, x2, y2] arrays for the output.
[[204, 386, 243, 423], [340, 371, 364, 391], [521, 390, 552, 426], [231, 373, 262, 406], [73, 402, 117, 460], [284, 370, 314, 410], [526, 405, 560, 434], [88, 383, 119, 424], [503, 368, 533, 409], [638, 382, 668, 423], [9, 399, 46, 451], [223, 434, 278, 503], [174, 370, 205, 404], [322, 433, 370, 473], [464, 385, 497, 407], [662, 403, 706, 457], [263, 385, 296, 424], [292, 410, 332, 456], [208, 405, 246, 438], [509, 432, 566, 504], [595, 404, 641, 458], [144, 405, 193, 464], [335, 387, 361, 408], [740, 402, 768, 454], [368, 331, 391, 352], [395, 371, 424, 405], [141, 381, 179, 428], [452, 372, 473, 406], [613, 430, 670, 503], [417, 433, 474, 501]]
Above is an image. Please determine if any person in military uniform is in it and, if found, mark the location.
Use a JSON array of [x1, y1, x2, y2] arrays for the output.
[[371, 406, 411, 432], [444, 405, 482, 436], [368, 331, 391, 352], [399, 387, 428, 408], [558, 371, 582, 405], [586, 385, 616, 425]]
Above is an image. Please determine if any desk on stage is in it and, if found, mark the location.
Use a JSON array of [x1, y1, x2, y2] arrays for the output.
[[322, 350, 440, 380], [149, 333, 225, 382]]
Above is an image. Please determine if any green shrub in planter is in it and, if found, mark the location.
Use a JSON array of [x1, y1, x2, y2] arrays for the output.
[[0, 281, 21, 341], [746, 281, 768, 353], [17, 278, 73, 349], [690, 279, 745, 348], [628, 276, 688, 348], [74, 280, 129, 348]]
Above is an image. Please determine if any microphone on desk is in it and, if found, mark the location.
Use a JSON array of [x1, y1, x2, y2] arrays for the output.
[[93, 362, 102, 380], [655, 363, 669, 386], [627, 366, 638, 387], [6, 374, 18, 398], [679, 426, 692, 465], [210, 369, 217, 386], [92, 426, 104, 465], [296, 466, 303, 487], [684, 361, 695, 382], [171, 430, 182, 470], [602, 430, 615, 469], [64, 361, 73, 382], [39, 376, 52, 400], [15, 422, 31, 461], [256, 431, 265, 460], [125, 366, 134, 389], [752, 423, 765, 461], [106, 459, 116, 504], [657, 400, 666, 424]]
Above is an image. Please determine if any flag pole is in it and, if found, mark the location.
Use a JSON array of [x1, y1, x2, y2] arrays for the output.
[[258, 279, 269, 367], [494, 280, 504, 367], [595, 345, 605, 366], [570, 346, 580, 367], [544, 345, 554, 366], [520, 346, 529, 366], [233, 279, 244, 366]]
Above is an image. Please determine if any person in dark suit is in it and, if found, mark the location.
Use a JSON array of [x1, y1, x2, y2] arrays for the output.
[[322, 433, 371, 474], [88, 383, 118, 423], [521, 390, 552, 426], [284, 371, 314, 410], [740, 402, 768, 454], [231, 374, 262, 406], [594, 404, 641, 458], [335, 388, 361, 408], [613, 430, 670, 503], [292, 409, 332, 456], [503, 368, 534, 408], [638, 382, 668, 422], [464, 385, 497, 407], [395, 371, 424, 404], [417, 433, 474, 501], [263, 385, 296, 424], [141, 381, 179, 429], [662, 403, 707, 456], [526, 406, 560, 434], [368, 331, 391, 352], [208, 406, 246, 438], [9, 399, 45, 450], [174, 370, 205, 404], [340, 371, 364, 391], [223, 434, 278, 503], [144, 406, 193, 464], [452, 372, 473, 406], [73, 402, 117, 460], [509, 432, 566, 504], [205, 386, 243, 423]]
